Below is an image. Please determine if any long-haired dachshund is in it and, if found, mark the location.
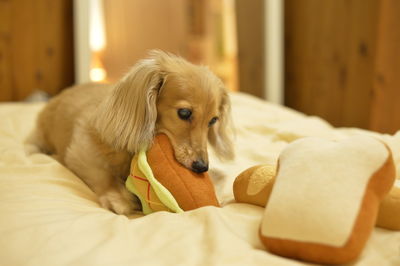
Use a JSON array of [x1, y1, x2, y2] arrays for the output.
[[29, 50, 234, 215]]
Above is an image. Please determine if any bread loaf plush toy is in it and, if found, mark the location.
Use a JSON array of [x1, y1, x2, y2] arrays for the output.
[[234, 136, 396, 265], [233, 164, 276, 207], [126, 134, 219, 214]]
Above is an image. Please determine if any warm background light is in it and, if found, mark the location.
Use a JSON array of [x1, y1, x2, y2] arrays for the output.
[[89, 0, 107, 82], [89, 0, 106, 52], [90, 67, 107, 82]]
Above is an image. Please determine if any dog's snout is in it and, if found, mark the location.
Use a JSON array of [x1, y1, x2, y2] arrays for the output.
[[191, 160, 208, 173]]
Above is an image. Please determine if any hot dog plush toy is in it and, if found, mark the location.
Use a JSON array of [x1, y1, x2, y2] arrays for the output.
[[234, 136, 397, 265], [126, 134, 219, 214]]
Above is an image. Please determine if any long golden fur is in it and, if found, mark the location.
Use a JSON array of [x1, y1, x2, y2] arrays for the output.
[[28, 50, 234, 215]]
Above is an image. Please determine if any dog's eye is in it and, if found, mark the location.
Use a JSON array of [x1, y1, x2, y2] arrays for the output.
[[178, 108, 192, 120], [208, 117, 219, 127]]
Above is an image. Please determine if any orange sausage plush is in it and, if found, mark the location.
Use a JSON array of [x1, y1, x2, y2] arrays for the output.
[[126, 134, 219, 214]]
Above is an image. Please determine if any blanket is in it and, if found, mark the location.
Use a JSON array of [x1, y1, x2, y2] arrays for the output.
[[0, 92, 399, 265]]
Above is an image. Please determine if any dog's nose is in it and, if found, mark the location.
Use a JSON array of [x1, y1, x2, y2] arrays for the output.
[[191, 160, 209, 173]]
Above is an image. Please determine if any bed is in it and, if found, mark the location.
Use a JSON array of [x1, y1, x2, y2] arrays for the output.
[[0, 92, 399, 265]]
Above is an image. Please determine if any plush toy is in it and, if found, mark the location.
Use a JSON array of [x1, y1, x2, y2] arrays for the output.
[[233, 164, 276, 207], [126, 134, 219, 215], [234, 162, 400, 231], [376, 180, 400, 230], [233, 136, 396, 265]]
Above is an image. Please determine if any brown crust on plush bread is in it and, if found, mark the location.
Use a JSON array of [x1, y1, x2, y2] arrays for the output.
[[233, 165, 275, 207], [260, 148, 396, 265], [147, 134, 219, 211], [377, 185, 400, 230]]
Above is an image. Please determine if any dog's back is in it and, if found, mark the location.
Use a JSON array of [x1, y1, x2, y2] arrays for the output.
[[32, 83, 110, 161]]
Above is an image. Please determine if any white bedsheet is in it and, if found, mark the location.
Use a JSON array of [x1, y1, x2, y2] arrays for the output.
[[0, 92, 399, 266]]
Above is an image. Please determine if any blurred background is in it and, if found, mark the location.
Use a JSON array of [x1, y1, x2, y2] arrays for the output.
[[0, 0, 399, 134]]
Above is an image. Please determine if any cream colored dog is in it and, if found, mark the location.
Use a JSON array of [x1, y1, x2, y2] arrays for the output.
[[29, 50, 234, 215]]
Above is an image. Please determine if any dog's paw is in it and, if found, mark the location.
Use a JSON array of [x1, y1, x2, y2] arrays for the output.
[[99, 189, 141, 215]]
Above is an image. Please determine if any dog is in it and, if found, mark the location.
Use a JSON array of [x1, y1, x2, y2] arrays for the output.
[[29, 50, 234, 215]]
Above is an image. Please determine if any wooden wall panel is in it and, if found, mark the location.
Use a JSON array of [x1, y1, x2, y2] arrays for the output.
[[235, 0, 265, 98], [285, 0, 380, 129], [369, 0, 400, 134], [0, 0, 12, 101], [0, 0, 74, 101]]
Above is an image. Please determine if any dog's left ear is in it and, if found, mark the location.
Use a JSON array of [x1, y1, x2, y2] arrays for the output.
[[94, 52, 167, 153], [208, 89, 235, 160]]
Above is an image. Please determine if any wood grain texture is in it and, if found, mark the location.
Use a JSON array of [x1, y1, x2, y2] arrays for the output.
[[235, 0, 265, 98], [285, 0, 380, 129], [0, 0, 12, 100], [369, 0, 400, 134], [0, 0, 74, 101]]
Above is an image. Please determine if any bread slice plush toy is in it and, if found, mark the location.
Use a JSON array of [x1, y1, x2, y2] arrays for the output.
[[377, 179, 400, 230], [234, 161, 400, 232], [234, 136, 396, 264], [126, 134, 219, 214]]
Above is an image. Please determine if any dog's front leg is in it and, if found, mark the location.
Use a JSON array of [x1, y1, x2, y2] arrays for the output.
[[64, 134, 140, 215]]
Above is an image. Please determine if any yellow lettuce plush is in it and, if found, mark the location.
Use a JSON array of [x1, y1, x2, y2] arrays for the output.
[[125, 150, 183, 215]]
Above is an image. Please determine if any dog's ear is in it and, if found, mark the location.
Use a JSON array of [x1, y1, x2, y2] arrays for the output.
[[94, 53, 166, 153], [208, 89, 235, 160]]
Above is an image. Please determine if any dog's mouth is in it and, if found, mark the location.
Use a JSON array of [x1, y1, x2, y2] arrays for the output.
[[175, 154, 209, 174], [177, 157, 209, 174], [156, 132, 209, 174], [191, 159, 209, 173]]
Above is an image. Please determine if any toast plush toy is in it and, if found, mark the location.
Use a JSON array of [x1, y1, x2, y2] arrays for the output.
[[376, 179, 400, 230], [234, 136, 396, 264], [126, 134, 219, 214], [234, 159, 400, 231]]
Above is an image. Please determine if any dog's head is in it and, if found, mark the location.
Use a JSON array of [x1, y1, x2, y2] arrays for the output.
[[96, 50, 234, 173]]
